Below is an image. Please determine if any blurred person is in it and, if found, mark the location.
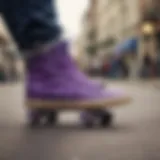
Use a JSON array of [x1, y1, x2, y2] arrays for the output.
[[119, 55, 129, 78], [156, 52, 160, 77], [0, 0, 129, 113], [0, 34, 19, 82], [0, 64, 6, 82], [102, 59, 110, 77], [107, 56, 120, 78], [109, 54, 129, 79], [141, 53, 153, 78], [5, 46, 20, 82], [0, 35, 7, 82]]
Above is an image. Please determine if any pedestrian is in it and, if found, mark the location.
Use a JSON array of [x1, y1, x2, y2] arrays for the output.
[[142, 53, 152, 78], [0, 64, 5, 82], [0, 0, 128, 108], [119, 55, 129, 78]]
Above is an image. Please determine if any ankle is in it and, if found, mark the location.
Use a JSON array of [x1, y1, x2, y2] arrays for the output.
[[22, 37, 63, 59]]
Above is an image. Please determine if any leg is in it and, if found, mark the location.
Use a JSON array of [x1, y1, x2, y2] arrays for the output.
[[1, 0, 61, 125], [1, 0, 61, 51], [80, 109, 113, 128]]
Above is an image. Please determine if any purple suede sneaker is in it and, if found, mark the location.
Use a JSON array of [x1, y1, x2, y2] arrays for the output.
[[26, 40, 130, 108]]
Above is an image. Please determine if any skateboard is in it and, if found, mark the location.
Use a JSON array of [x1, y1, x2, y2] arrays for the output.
[[27, 96, 131, 128]]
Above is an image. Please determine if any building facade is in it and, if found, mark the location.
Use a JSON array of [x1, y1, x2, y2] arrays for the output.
[[76, 0, 160, 77], [75, 0, 99, 71], [96, 0, 140, 57]]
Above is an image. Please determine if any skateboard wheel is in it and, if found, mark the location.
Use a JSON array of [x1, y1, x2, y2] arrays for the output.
[[100, 111, 113, 127], [47, 111, 57, 125], [28, 109, 57, 127], [29, 110, 41, 127], [81, 111, 95, 128]]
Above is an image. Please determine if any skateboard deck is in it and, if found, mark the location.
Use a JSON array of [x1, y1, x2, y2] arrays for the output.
[[27, 96, 131, 110], [27, 96, 131, 127]]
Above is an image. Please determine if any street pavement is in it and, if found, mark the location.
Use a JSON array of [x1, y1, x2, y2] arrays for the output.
[[0, 80, 160, 160]]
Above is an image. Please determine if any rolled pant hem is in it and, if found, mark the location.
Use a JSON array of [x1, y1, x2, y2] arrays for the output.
[[22, 36, 63, 59]]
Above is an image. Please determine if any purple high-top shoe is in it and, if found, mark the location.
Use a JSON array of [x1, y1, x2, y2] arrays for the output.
[[26, 40, 130, 109]]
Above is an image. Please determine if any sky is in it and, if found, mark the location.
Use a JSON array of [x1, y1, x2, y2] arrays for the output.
[[57, 0, 89, 39]]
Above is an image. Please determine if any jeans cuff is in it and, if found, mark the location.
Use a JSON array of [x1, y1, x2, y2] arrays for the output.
[[22, 36, 63, 59]]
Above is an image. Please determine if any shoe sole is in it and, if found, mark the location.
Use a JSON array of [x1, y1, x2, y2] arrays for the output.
[[26, 96, 132, 110]]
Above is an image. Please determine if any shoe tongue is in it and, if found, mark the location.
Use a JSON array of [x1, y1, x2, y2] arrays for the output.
[[52, 41, 77, 68]]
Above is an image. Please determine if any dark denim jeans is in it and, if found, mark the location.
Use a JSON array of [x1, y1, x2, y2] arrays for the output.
[[0, 0, 61, 51]]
